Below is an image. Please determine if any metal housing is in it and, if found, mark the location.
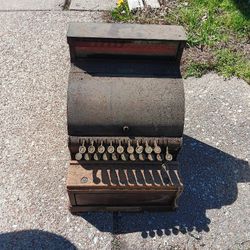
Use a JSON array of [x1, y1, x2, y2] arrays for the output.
[[67, 23, 186, 137]]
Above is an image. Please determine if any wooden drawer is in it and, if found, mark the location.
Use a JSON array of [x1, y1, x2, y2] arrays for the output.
[[73, 190, 177, 206], [67, 161, 183, 212]]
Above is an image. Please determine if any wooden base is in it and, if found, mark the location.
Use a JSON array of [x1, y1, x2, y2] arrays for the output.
[[69, 205, 176, 214], [67, 161, 183, 213]]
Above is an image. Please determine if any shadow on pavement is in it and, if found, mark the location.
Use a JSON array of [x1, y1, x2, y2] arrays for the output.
[[0, 230, 76, 249], [81, 135, 250, 238]]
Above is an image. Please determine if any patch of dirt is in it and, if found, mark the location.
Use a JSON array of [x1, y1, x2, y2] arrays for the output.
[[181, 46, 215, 73]]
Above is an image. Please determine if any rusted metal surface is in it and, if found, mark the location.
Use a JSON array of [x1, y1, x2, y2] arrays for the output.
[[67, 22, 187, 42], [68, 74, 184, 137], [66, 23, 186, 212], [73, 41, 178, 57], [67, 23, 185, 138], [67, 23, 186, 62], [68, 160, 183, 188], [67, 160, 183, 211]]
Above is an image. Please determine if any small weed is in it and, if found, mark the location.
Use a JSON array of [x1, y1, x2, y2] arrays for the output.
[[185, 61, 214, 78], [215, 49, 250, 82], [111, 0, 133, 22]]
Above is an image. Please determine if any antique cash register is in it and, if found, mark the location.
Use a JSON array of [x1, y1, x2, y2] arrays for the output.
[[66, 23, 186, 213]]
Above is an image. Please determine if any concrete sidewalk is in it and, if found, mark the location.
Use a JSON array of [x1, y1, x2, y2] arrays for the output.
[[0, 10, 249, 250], [0, 0, 116, 11], [0, 0, 65, 10]]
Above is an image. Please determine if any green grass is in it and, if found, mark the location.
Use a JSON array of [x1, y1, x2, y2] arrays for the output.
[[215, 49, 250, 80], [167, 0, 250, 47], [110, 0, 250, 83], [185, 61, 214, 78], [185, 49, 250, 82]]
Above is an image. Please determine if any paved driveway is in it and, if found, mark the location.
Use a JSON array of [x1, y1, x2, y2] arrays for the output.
[[0, 10, 249, 250]]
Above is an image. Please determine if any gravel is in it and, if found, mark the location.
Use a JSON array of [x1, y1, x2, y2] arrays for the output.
[[0, 10, 249, 250]]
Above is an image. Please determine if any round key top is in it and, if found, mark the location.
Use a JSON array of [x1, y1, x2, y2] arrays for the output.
[[79, 146, 86, 154], [107, 141, 115, 154], [97, 141, 105, 154], [121, 153, 128, 161], [88, 141, 95, 154], [127, 140, 134, 154], [84, 153, 91, 161], [117, 141, 124, 154], [75, 152, 82, 161], [156, 154, 163, 162], [135, 141, 143, 154], [93, 153, 100, 161], [165, 146, 173, 161], [79, 140, 86, 154], [145, 141, 153, 154], [165, 153, 173, 161], [138, 153, 146, 161], [153, 140, 161, 154], [103, 152, 109, 161], [147, 153, 155, 161], [111, 153, 119, 161], [129, 153, 136, 161]]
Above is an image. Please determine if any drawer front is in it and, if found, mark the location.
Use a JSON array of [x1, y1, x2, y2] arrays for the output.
[[74, 191, 177, 206]]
